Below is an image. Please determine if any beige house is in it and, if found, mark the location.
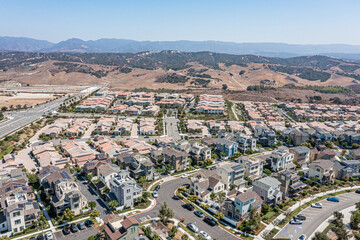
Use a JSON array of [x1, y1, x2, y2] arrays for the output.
[[189, 170, 225, 202]]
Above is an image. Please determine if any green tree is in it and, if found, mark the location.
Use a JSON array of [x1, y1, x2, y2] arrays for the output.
[[216, 192, 226, 203], [152, 233, 160, 240], [351, 210, 360, 230], [137, 176, 147, 184], [63, 208, 75, 222], [165, 164, 173, 172], [143, 191, 151, 200], [158, 202, 174, 224], [261, 203, 270, 215], [90, 209, 100, 219], [144, 226, 152, 238], [214, 211, 224, 220], [28, 174, 38, 184], [169, 226, 178, 238], [264, 169, 272, 176], [312, 232, 329, 240], [109, 200, 119, 211], [210, 192, 217, 202], [356, 202, 360, 211], [88, 201, 96, 210], [87, 173, 93, 182], [181, 234, 189, 240]]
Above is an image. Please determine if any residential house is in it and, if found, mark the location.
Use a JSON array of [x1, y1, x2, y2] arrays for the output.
[[334, 160, 360, 180], [274, 170, 307, 199], [216, 139, 238, 158], [236, 156, 264, 181], [117, 153, 155, 181], [308, 160, 336, 184], [103, 215, 140, 240], [162, 148, 189, 171], [252, 176, 282, 206], [60, 141, 97, 166], [290, 146, 311, 168], [189, 142, 211, 163], [267, 147, 295, 172], [236, 133, 257, 153], [189, 170, 225, 202], [221, 191, 262, 227], [109, 171, 142, 208], [215, 163, 246, 189], [349, 149, 360, 160], [289, 129, 309, 146], [97, 163, 122, 187]]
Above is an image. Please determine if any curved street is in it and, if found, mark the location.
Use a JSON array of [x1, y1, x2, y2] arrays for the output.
[[133, 177, 240, 240], [275, 191, 360, 239]]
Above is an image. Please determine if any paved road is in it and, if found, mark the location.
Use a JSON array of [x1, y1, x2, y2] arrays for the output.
[[164, 117, 181, 140], [275, 192, 360, 239], [54, 226, 99, 240], [133, 178, 239, 240], [77, 176, 111, 218]]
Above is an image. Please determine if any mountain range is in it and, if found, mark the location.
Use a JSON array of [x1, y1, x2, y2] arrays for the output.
[[2, 36, 360, 60]]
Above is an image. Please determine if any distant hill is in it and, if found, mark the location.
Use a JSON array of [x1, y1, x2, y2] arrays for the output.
[[2, 36, 360, 59]]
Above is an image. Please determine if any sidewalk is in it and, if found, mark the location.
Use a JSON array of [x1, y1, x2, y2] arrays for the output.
[[258, 186, 359, 239]]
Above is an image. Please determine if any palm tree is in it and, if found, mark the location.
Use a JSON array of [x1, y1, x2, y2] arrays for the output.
[[216, 192, 226, 203]]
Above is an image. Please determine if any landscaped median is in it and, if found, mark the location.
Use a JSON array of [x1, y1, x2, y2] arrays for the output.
[[278, 187, 360, 228]]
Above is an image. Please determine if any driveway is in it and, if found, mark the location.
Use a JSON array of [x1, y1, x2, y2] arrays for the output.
[[15, 147, 37, 170], [131, 123, 138, 138], [54, 226, 99, 240], [164, 117, 181, 140], [77, 176, 111, 218], [275, 192, 360, 239], [133, 178, 239, 240]]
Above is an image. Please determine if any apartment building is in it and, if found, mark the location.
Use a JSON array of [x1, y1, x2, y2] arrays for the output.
[[162, 147, 189, 171]]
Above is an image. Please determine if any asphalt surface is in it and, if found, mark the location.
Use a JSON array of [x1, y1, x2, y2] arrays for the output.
[[275, 192, 360, 239], [133, 178, 239, 240], [54, 226, 99, 240], [77, 176, 111, 218], [164, 117, 181, 140]]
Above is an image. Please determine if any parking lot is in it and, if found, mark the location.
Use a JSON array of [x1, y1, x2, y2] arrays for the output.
[[54, 226, 99, 240], [275, 192, 360, 239]]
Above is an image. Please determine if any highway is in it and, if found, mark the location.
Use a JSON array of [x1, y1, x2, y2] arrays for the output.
[[0, 87, 98, 139]]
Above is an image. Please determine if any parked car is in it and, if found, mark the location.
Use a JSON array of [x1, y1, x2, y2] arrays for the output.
[[204, 216, 218, 226], [63, 226, 71, 235], [199, 231, 212, 240], [85, 219, 94, 227], [293, 214, 306, 221], [290, 219, 303, 225], [69, 137, 75, 140], [187, 223, 199, 233], [311, 202, 322, 208], [45, 232, 53, 240], [184, 203, 195, 211], [327, 197, 340, 202], [71, 223, 79, 232], [194, 210, 204, 218], [155, 185, 160, 191], [144, 136, 150, 138], [37, 235, 44, 240], [210, 166, 216, 170], [298, 235, 306, 240], [181, 174, 188, 178], [153, 191, 158, 198], [29, 237, 37, 240], [78, 222, 86, 230], [172, 195, 180, 200], [355, 189, 360, 194]]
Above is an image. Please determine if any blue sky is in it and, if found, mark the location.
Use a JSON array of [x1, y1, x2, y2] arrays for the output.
[[1, 0, 359, 44]]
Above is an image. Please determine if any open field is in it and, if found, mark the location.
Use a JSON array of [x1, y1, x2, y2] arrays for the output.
[[0, 93, 56, 108]]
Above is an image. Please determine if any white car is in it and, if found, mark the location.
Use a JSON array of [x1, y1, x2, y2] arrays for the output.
[[187, 223, 199, 233], [311, 202, 322, 208], [45, 232, 54, 240], [199, 231, 212, 240], [181, 174, 188, 178], [153, 191, 158, 198]]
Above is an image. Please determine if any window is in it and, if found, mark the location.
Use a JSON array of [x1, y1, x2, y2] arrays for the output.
[[13, 212, 20, 217], [15, 220, 21, 225]]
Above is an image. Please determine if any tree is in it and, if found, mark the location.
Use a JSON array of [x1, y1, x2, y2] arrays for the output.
[[165, 164, 173, 172], [229, 184, 236, 191], [264, 168, 272, 176], [152, 233, 160, 240], [214, 211, 224, 220], [210, 192, 217, 202], [88, 236, 97, 240], [143, 191, 151, 200], [261, 203, 270, 215], [216, 192, 226, 203], [88, 201, 96, 210], [356, 202, 360, 211], [156, 167, 165, 174], [1, 106, 7, 111], [312, 232, 329, 240], [351, 210, 360, 230], [109, 200, 119, 211], [144, 226, 152, 238], [168, 226, 178, 238], [333, 211, 344, 221], [86, 173, 93, 182], [220, 151, 226, 158], [63, 208, 75, 222], [187, 195, 197, 202], [222, 84, 228, 91], [181, 234, 189, 240], [137, 176, 147, 184], [28, 174, 38, 184], [90, 209, 100, 219], [158, 202, 174, 224]]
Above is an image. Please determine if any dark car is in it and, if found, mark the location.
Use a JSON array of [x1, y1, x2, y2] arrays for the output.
[[293, 214, 306, 221], [37, 235, 45, 240], [204, 216, 218, 226], [172, 195, 180, 200], [30, 238, 37, 240], [62, 226, 71, 235], [78, 222, 86, 230], [194, 210, 204, 218], [355, 189, 360, 194], [70, 223, 79, 233], [155, 185, 161, 191], [210, 166, 216, 170], [184, 203, 195, 211], [85, 219, 94, 227]]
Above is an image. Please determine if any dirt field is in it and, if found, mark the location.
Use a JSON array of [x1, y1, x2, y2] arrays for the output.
[[0, 93, 56, 108]]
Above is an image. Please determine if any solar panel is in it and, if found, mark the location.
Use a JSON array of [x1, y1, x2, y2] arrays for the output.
[[232, 165, 244, 171]]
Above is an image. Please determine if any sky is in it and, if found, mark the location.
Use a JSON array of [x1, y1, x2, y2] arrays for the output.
[[1, 0, 359, 44]]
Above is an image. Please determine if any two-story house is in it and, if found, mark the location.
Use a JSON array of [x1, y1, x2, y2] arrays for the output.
[[334, 160, 360, 180], [236, 133, 257, 153], [236, 156, 264, 181], [308, 160, 335, 184], [221, 191, 262, 227], [290, 146, 311, 168], [252, 176, 282, 206], [189, 171, 225, 202], [215, 163, 246, 189]]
